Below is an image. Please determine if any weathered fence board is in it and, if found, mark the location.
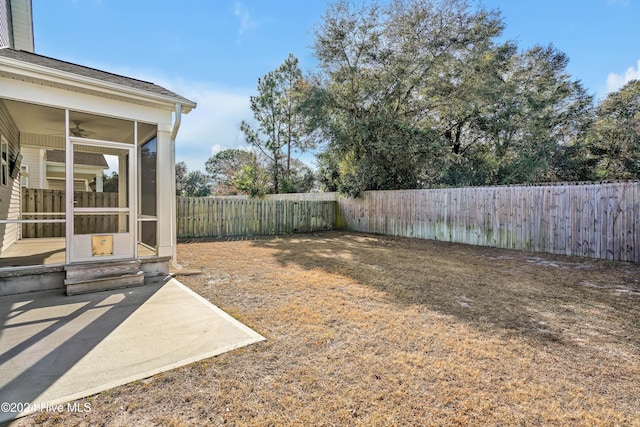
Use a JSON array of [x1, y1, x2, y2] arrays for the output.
[[176, 196, 336, 238], [21, 189, 119, 238], [336, 181, 640, 263]]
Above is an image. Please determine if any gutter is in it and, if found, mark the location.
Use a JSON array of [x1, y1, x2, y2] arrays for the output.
[[170, 103, 182, 269]]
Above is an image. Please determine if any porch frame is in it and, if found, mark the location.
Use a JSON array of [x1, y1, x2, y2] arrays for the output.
[[0, 48, 195, 294]]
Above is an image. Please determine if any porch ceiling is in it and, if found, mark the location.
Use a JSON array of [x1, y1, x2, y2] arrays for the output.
[[3, 99, 136, 143], [3, 99, 64, 135]]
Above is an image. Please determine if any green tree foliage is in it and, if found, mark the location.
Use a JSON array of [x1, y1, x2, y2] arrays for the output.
[[232, 154, 315, 196], [313, 0, 453, 195], [101, 171, 118, 193], [240, 69, 285, 193], [311, 0, 593, 195], [203, 148, 315, 196], [240, 54, 317, 194], [483, 46, 593, 184], [175, 161, 188, 196], [425, 8, 516, 187], [175, 161, 211, 197], [184, 170, 212, 197], [280, 158, 316, 193], [205, 149, 256, 195], [278, 55, 320, 178], [233, 159, 269, 197], [585, 80, 640, 179], [224, 0, 637, 198]]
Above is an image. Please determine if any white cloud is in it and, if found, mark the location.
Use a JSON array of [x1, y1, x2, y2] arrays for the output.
[[82, 63, 255, 173], [112, 72, 249, 171], [210, 144, 223, 156], [234, 2, 257, 37], [164, 80, 253, 172], [606, 60, 640, 94]]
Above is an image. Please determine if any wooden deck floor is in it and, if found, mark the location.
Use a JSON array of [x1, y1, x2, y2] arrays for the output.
[[0, 238, 65, 267], [0, 239, 157, 268]]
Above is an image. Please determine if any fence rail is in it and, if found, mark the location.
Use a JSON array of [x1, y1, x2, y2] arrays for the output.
[[177, 197, 335, 238], [337, 181, 640, 263]]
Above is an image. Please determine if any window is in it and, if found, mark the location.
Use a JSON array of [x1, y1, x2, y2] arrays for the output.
[[1, 136, 8, 187]]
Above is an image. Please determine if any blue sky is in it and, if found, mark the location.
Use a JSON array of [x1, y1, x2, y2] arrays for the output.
[[32, 0, 640, 173]]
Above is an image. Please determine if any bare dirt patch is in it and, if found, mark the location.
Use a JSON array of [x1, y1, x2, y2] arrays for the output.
[[17, 231, 640, 426]]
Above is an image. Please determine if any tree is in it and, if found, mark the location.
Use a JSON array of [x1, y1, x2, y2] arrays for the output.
[[184, 170, 211, 197], [584, 80, 640, 179], [175, 161, 188, 196], [233, 161, 269, 197], [175, 161, 211, 197], [428, 43, 596, 186], [205, 149, 256, 195], [228, 152, 316, 196], [422, 8, 516, 186], [281, 158, 316, 193], [278, 54, 319, 178], [481, 45, 593, 184], [101, 171, 118, 192], [310, 0, 594, 194], [240, 68, 284, 193], [240, 54, 317, 193], [311, 0, 503, 195]]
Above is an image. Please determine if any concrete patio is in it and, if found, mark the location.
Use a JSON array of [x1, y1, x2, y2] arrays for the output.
[[0, 278, 265, 424]]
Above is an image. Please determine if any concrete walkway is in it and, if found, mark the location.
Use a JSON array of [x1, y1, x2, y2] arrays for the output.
[[0, 279, 265, 424]]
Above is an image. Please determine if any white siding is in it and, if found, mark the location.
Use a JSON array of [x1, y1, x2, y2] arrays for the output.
[[47, 178, 86, 191], [46, 178, 64, 191], [21, 133, 65, 150], [8, 0, 33, 52], [2, 176, 20, 252], [0, 99, 21, 254], [20, 146, 43, 188]]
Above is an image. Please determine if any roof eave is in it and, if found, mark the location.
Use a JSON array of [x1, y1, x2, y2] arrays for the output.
[[0, 56, 197, 114]]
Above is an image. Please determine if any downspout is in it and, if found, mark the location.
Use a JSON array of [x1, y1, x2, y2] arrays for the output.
[[170, 103, 182, 269]]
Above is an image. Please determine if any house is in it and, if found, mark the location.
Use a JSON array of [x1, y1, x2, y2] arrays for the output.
[[0, 0, 196, 294], [21, 148, 109, 191]]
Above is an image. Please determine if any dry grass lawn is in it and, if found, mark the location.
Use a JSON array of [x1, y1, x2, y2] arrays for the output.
[[17, 231, 640, 426]]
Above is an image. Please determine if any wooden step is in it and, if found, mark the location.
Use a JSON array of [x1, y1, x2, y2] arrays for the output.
[[65, 260, 142, 281], [64, 260, 145, 295], [65, 271, 145, 296]]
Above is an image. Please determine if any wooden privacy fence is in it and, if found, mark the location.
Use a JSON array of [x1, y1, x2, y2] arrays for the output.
[[177, 197, 336, 238], [337, 181, 640, 262], [26, 182, 636, 261], [21, 188, 119, 237]]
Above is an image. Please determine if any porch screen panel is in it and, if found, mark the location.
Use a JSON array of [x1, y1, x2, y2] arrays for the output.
[[0, 100, 67, 268], [139, 131, 157, 252], [73, 145, 128, 208], [72, 144, 130, 237], [74, 214, 129, 234]]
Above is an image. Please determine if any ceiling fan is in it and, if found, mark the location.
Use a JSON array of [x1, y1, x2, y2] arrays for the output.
[[69, 120, 95, 138]]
